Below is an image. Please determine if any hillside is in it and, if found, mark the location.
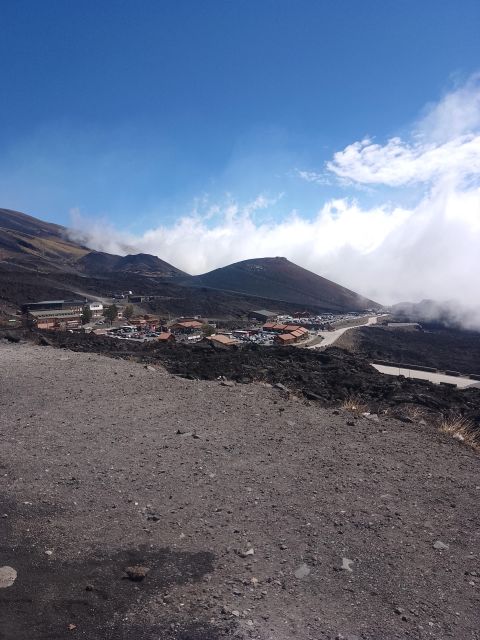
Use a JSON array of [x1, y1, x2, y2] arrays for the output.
[[192, 256, 378, 311], [78, 251, 186, 278], [0, 208, 89, 269], [0, 209, 184, 279], [1, 209, 378, 316]]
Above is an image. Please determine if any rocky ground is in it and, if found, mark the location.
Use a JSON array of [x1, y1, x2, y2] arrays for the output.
[[10, 330, 480, 432], [0, 341, 479, 640]]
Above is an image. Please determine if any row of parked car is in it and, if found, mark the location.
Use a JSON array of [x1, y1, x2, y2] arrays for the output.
[[107, 326, 160, 341]]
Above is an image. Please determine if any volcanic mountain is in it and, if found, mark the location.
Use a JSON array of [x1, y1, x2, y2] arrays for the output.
[[0, 208, 184, 277], [191, 257, 377, 312], [0, 208, 378, 315]]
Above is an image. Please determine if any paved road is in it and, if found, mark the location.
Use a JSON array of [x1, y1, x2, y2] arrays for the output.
[[308, 315, 379, 350], [372, 363, 480, 389]]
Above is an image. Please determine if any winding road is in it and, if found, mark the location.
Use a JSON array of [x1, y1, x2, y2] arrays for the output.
[[307, 315, 379, 350]]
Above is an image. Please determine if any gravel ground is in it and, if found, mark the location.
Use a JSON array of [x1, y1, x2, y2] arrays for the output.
[[0, 342, 479, 640]]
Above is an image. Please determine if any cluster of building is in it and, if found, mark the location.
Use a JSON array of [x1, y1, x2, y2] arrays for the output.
[[19, 301, 360, 349], [263, 322, 309, 344]]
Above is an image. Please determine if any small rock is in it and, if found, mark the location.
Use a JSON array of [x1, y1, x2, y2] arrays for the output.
[[274, 383, 288, 391], [124, 565, 150, 581], [0, 566, 17, 588], [279, 544, 287, 550], [346, 420, 355, 426], [45, 550, 53, 556], [294, 563, 310, 579], [147, 513, 161, 522], [220, 381, 234, 387], [231, 610, 240, 617], [238, 548, 254, 558], [433, 540, 449, 550], [68, 624, 77, 631], [341, 557, 353, 572]]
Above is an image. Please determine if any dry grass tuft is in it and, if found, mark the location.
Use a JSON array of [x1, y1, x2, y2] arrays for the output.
[[401, 405, 428, 423], [341, 395, 369, 416], [439, 414, 480, 452]]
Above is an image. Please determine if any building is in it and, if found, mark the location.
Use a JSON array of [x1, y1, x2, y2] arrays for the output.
[[248, 309, 277, 323], [88, 302, 103, 318], [207, 334, 238, 348], [156, 332, 175, 343], [21, 299, 86, 314], [170, 320, 204, 334], [273, 326, 309, 345], [274, 333, 296, 345], [25, 309, 82, 331]]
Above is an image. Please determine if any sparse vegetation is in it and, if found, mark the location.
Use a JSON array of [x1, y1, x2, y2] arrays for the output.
[[123, 304, 134, 321], [103, 304, 118, 325], [341, 395, 369, 416], [439, 413, 480, 452], [201, 323, 215, 336], [401, 405, 428, 423], [81, 305, 92, 325]]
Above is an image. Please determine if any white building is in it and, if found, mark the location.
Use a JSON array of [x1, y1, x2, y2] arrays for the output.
[[89, 302, 104, 318]]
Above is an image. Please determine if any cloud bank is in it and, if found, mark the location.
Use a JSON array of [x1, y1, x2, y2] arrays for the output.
[[70, 76, 480, 324]]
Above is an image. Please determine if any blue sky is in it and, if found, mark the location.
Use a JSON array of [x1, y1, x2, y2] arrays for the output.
[[2, 1, 480, 314], [1, 0, 479, 231]]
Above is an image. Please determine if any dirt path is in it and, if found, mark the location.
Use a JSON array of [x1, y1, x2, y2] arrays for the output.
[[0, 342, 479, 640], [309, 316, 379, 350]]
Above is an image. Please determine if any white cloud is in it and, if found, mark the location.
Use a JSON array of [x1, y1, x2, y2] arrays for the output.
[[70, 76, 480, 326], [326, 75, 480, 187], [326, 134, 480, 186]]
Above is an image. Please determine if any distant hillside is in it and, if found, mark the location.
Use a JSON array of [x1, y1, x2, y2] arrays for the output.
[[0, 208, 184, 279], [78, 252, 186, 278], [1, 209, 378, 317], [0, 208, 89, 269], [192, 257, 378, 312]]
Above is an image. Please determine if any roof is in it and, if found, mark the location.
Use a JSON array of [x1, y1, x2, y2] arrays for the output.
[[28, 309, 81, 319], [251, 309, 276, 317], [27, 299, 85, 305], [173, 320, 203, 329], [208, 334, 238, 346], [276, 333, 295, 343], [263, 322, 276, 330], [157, 332, 174, 341]]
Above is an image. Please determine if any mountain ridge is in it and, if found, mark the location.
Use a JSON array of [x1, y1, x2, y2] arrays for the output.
[[0, 208, 379, 313], [191, 256, 378, 311]]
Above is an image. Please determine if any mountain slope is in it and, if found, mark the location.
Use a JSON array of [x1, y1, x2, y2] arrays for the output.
[[1, 209, 378, 315], [0, 209, 185, 278], [0, 208, 89, 268], [78, 252, 187, 277], [192, 256, 378, 311]]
